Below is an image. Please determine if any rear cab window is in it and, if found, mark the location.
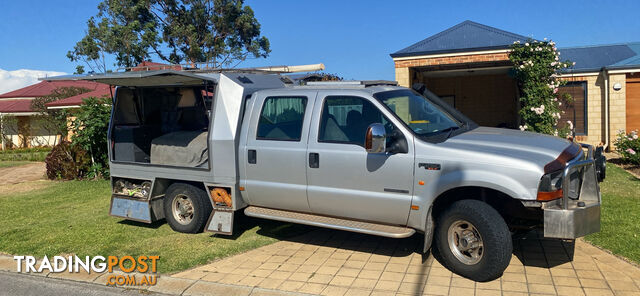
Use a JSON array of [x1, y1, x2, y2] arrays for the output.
[[256, 96, 307, 141]]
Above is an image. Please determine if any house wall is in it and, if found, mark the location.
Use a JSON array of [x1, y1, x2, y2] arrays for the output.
[[395, 53, 628, 149], [1, 116, 58, 148], [394, 52, 510, 88]]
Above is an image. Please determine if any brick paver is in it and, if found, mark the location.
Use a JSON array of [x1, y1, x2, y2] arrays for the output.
[[168, 229, 640, 296]]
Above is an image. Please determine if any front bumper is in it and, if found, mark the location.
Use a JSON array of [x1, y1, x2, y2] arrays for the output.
[[543, 143, 602, 239]]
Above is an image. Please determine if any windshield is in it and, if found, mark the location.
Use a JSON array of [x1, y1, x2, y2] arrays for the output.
[[374, 89, 462, 136]]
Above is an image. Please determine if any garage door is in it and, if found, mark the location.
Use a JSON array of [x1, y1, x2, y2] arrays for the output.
[[627, 79, 640, 133]]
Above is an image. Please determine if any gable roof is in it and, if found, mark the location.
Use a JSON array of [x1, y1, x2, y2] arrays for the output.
[[390, 20, 530, 58], [560, 42, 640, 72], [0, 99, 35, 113], [0, 80, 107, 99], [45, 85, 113, 109]]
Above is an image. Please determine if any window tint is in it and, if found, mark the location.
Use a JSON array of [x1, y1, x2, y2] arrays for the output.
[[257, 96, 307, 141], [319, 96, 395, 146]]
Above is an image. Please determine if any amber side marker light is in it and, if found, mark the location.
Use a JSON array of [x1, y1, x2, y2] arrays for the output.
[[537, 189, 563, 201], [411, 205, 419, 210]]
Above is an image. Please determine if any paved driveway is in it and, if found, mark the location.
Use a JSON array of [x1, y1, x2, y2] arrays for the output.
[[1, 228, 638, 295], [167, 229, 640, 296]]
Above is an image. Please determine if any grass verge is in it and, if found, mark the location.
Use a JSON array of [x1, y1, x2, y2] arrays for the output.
[[585, 164, 640, 264], [0, 180, 310, 273], [0, 161, 33, 168]]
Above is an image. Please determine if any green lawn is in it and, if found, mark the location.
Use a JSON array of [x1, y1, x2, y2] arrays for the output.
[[0, 180, 310, 273], [585, 164, 640, 264], [0, 161, 33, 168]]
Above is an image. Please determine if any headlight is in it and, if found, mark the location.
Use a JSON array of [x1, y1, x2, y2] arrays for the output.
[[537, 170, 563, 201]]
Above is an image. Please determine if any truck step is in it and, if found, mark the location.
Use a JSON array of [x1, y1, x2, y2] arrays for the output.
[[244, 206, 415, 238]]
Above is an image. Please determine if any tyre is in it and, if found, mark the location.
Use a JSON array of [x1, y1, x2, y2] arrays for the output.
[[163, 183, 212, 233], [433, 199, 512, 282]]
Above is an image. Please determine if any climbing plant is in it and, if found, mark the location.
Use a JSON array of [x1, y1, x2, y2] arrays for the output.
[[509, 39, 574, 137]]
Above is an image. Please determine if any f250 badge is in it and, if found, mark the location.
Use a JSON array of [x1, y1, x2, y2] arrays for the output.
[[419, 163, 441, 171]]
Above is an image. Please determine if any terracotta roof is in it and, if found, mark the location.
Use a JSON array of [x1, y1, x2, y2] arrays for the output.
[[131, 61, 182, 71], [0, 80, 106, 99], [45, 85, 113, 108], [0, 99, 35, 113]]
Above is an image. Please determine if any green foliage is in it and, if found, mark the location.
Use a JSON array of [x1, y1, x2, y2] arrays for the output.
[[615, 130, 640, 164], [70, 97, 113, 179], [509, 39, 574, 136], [31, 87, 92, 140], [45, 141, 91, 180], [68, 0, 270, 72]]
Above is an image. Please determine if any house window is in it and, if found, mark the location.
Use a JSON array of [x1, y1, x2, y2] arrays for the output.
[[558, 82, 587, 135], [257, 96, 307, 141]]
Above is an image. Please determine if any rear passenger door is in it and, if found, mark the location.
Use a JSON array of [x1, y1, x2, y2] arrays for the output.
[[242, 91, 316, 212]]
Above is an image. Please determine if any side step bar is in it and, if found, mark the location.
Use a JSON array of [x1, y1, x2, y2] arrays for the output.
[[244, 206, 415, 238]]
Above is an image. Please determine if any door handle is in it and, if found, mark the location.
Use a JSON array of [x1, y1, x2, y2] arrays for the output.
[[248, 149, 257, 164], [309, 152, 319, 168]]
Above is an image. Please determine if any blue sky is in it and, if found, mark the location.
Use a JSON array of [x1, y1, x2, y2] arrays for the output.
[[0, 0, 639, 90]]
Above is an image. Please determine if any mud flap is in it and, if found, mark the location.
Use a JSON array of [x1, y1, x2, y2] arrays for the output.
[[423, 206, 434, 253], [206, 209, 234, 235]]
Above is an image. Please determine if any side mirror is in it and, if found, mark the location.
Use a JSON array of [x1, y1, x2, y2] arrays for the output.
[[365, 123, 386, 153]]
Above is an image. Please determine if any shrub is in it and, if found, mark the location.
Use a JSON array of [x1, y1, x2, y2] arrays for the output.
[[45, 141, 91, 180], [509, 39, 574, 137], [69, 96, 112, 179], [615, 130, 640, 165]]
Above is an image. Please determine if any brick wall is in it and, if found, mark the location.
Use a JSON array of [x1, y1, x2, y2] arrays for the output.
[[394, 52, 509, 68], [561, 73, 625, 148]]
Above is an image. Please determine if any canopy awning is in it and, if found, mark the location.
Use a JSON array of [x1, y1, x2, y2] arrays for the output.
[[41, 70, 219, 87]]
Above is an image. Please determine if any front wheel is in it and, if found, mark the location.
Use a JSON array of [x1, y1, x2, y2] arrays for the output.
[[163, 183, 212, 233], [433, 199, 512, 282]]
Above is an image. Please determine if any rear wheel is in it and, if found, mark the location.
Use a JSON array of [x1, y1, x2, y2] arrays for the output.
[[164, 183, 212, 233], [433, 199, 512, 282]]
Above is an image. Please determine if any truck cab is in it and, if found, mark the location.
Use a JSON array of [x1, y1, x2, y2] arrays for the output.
[[48, 69, 605, 281]]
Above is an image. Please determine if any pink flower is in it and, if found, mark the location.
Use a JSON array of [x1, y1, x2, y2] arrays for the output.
[[553, 88, 559, 94], [627, 148, 636, 155]]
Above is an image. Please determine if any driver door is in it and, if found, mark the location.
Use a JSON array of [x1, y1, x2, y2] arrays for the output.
[[306, 93, 415, 225]]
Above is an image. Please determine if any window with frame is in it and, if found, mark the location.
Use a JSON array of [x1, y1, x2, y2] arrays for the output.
[[558, 81, 587, 135], [319, 96, 396, 146], [257, 96, 307, 141]]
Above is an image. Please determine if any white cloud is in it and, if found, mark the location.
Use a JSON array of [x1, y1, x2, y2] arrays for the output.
[[0, 68, 67, 95]]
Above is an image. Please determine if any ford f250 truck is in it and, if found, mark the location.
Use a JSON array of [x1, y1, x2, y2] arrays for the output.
[[48, 67, 605, 281]]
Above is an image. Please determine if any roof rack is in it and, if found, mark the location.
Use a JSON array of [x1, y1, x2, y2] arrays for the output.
[[304, 80, 398, 87]]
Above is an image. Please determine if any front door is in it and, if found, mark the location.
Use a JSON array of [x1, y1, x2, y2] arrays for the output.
[[242, 92, 315, 212], [306, 93, 415, 225]]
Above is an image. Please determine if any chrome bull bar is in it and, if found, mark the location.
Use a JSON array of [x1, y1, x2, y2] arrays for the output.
[[543, 143, 601, 239]]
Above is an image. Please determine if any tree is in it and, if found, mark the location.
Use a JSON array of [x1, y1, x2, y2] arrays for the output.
[[31, 87, 92, 144], [68, 0, 270, 72]]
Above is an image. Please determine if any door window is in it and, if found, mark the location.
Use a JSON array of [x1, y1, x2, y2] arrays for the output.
[[257, 96, 307, 141], [319, 96, 396, 146]]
